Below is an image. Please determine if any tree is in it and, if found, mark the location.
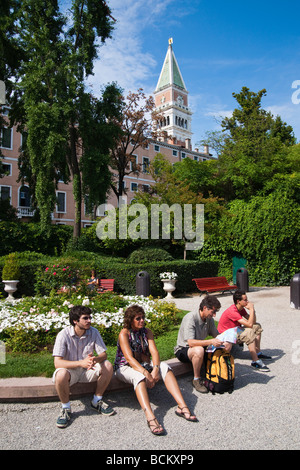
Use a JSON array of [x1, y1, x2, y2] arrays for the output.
[[134, 153, 225, 259], [197, 129, 228, 158], [200, 190, 300, 285], [7, 0, 121, 238], [109, 88, 161, 200], [0, 0, 24, 164], [215, 87, 296, 201], [0, 0, 23, 85], [0, 198, 18, 221], [173, 157, 218, 198]]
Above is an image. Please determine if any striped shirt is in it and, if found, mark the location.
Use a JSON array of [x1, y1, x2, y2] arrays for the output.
[[52, 325, 106, 361]]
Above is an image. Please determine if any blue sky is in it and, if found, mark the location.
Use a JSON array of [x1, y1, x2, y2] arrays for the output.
[[62, 0, 300, 148]]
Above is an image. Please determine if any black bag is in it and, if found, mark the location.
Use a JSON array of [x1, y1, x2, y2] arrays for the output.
[[204, 349, 235, 394]]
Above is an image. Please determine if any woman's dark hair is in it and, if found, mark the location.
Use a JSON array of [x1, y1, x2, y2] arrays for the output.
[[199, 295, 221, 312], [69, 305, 92, 326], [123, 305, 145, 330]]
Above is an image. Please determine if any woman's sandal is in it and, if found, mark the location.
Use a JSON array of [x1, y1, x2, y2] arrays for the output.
[[147, 418, 165, 436], [175, 406, 198, 422]]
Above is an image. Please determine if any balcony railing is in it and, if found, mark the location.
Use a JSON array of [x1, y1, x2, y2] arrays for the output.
[[17, 207, 35, 218]]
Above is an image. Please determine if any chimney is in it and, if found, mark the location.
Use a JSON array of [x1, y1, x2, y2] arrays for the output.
[[185, 138, 191, 150], [203, 145, 209, 154]]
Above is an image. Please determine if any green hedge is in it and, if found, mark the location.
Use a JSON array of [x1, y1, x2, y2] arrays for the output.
[[0, 252, 51, 297], [0, 252, 92, 297], [93, 258, 219, 297], [198, 191, 300, 286], [0, 251, 219, 298], [0, 222, 72, 256]]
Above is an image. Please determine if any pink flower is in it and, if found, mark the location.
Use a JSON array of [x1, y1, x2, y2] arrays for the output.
[[63, 268, 66, 271], [53, 272, 56, 275], [45, 267, 49, 271]]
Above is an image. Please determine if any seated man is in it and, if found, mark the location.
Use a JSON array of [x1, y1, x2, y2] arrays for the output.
[[52, 305, 115, 428], [218, 290, 271, 371], [174, 295, 230, 393]]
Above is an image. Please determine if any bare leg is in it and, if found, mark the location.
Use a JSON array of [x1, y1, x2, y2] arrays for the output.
[[248, 341, 259, 362], [164, 370, 197, 420], [55, 369, 71, 404], [135, 380, 164, 434], [188, 345, 205, 378], [95, 360, 113, 396], [254, 334, 262, 354]]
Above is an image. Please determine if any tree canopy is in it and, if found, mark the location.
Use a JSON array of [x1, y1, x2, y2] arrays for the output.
[[215, 87, 297, 201], [109, 88, 162, 200], [2, 0, 122, 237]]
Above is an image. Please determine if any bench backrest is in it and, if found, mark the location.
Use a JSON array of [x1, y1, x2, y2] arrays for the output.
[[99, 279, 114, 291], [193, 277, 230, 287]]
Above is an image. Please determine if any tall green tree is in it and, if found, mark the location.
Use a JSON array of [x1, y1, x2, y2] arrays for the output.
[[7, 0, 121, 237], [0, 0, 24, 163], [134, 153, 225, 259], [216, 87, 296, 201], [173, 157, 218, 198], [0, 0, 23, 85]]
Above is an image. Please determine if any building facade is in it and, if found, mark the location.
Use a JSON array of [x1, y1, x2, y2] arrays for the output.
[[0, 40, 212, 227]]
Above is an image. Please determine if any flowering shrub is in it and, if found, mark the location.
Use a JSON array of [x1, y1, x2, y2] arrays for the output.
[[159, 272, 178, 280], [0, 292, 180, 352], [35, 264, 79, 296]]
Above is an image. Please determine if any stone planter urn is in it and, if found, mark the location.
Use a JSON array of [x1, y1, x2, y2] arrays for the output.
[[3, 280, 19, 300], [2, 253, 21, 300], [161, 279, 177, 299]]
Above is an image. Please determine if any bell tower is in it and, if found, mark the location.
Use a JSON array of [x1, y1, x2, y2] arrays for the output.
[[154, 38, 193, 148]]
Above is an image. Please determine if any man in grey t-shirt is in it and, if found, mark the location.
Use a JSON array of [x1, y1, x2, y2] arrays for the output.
[[174, 296, 227, 393], [52, 305, 115, 428]]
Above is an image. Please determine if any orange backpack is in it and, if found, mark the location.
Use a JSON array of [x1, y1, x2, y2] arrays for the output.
[[204, 349, 235, 394]]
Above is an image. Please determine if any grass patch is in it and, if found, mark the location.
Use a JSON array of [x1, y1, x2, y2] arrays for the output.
[[0, 310, 188, 379]]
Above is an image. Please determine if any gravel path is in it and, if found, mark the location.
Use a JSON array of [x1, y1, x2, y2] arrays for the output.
[[0, 286, 300, 451]]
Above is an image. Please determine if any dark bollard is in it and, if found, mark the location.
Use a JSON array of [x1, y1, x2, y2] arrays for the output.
[[236, 268, 249, 292], [136, 271, 150, 297], [290, 273, 300, 309]]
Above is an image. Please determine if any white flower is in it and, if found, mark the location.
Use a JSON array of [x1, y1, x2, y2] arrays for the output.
[[160, 272, 178, 280], [0, 292, 172, 335]]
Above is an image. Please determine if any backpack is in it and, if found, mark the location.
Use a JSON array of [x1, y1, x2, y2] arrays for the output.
[[204, 349, 235, 394]]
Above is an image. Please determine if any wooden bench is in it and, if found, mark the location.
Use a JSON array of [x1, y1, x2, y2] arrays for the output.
[[193, 277, 237, 295], [98, 279, 114, 292]]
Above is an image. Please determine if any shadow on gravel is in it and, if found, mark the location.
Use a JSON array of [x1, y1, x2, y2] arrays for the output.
[[233, 347, 284, 390]]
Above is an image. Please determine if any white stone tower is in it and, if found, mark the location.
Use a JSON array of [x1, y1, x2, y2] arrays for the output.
[[154, 38, 193, 148]]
